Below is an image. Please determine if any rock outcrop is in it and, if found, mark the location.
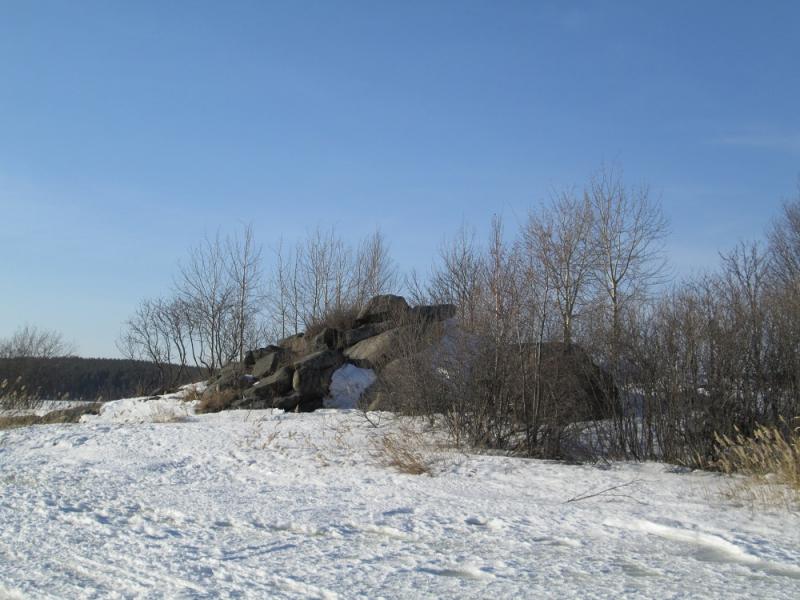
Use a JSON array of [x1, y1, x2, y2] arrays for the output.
[[200, 295, 456, 412], [200, 294, 616, 421]]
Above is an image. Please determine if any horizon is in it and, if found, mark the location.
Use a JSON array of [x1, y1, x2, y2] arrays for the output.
[[2, 1, 799, 358]]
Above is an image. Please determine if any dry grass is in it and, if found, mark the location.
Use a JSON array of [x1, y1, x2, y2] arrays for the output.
[[0, 403, 101, 430], [304, 305, 361, 341], [0, 414, 42, 430], [195, 389, 240, 414], [710, 420, 800, 510], [371, 422, 442, 476], [0, 377, 44, 412]]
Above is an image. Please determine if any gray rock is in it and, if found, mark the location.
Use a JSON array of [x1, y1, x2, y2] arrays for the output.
[[355, 294, 409, 325], [244, 346, 280, 367], [342, 322, 393, 347], [207, 363, 250, 393], [273, 393, 303, 411], [343, 327, 407, 370], [252, 347, 289, 379], [244, 365, 294, 400], [292, 350, 345, 398], [310, 327, 343, 352]]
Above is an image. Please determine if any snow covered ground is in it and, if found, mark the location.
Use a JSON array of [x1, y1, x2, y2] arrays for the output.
[[1, 396, 799, 599]]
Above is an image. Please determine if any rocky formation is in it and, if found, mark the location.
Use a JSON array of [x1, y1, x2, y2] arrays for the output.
[[200, 294, 616, 421], [200, 295, 456, 413]]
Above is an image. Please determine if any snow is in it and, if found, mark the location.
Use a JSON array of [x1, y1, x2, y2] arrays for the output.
[[82, 396, 196, 424], [1, 395, 799, 599], [324, 364, 377, 409]]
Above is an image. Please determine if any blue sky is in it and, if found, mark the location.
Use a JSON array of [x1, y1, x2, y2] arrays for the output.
[[1, 0, 798, 358]]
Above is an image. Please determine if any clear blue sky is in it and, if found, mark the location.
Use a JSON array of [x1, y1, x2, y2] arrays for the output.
[[1, 1, 798, 358]]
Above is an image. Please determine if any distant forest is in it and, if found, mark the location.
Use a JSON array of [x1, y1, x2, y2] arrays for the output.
[[0, 357, 201, 401]]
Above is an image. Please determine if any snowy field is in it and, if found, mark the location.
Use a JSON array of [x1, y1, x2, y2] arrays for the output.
[[1, 397, 799, 599]]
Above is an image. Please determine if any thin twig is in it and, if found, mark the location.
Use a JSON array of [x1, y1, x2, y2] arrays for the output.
[[565, 479, 643, 504]]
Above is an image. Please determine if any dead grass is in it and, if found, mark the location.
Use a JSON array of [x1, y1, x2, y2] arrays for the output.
[[304, 305, 361, 341], [195, 389, 240, 414], [0, 377, 44, 412], [710, 420, 800, 510], [370, 421, 442, 476], [0, 403, 101, 430]]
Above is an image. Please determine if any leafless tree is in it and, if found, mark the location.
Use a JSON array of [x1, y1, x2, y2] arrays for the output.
[[352, 228, 398, 306], [526, 190, 596, 346], [589, 167, 668, 357], [429, 224, 484, 328], [226, 224, 265, 362], [768, 189, 800, 293], [0, 325, 75, 358], [176, 231, 237, 372], [117, 297, 189, 389]]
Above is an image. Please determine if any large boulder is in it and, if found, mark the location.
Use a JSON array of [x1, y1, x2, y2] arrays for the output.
[[243, 365, 294, 401], [206, 363, 254, 394], [343, 327, 408, 370], [309, 327, 344, 352], [362, 356, 413, 411], [341, 322, 393, 347], [251, 346, 289, 379], [356, 295, 409, 325], [292, 350, 345, 398], [244, 346, 279, 368]]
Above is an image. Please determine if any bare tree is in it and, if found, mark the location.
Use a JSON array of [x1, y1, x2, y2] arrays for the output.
[[353, 228, 398, 306], [226, 224, 265, 363], [768, 190, 800, 292], [117, 298, 189, 390], [296, 227, 353, 326], [589, 167, 668, 355], [526, 190, 595, 345], [429, 224, 484, 328], [176, 232, 236, 372], [0, 325, 75, 358]]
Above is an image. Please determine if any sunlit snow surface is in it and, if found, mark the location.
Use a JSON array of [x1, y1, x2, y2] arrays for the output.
[[1, 395, 799, 599]]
